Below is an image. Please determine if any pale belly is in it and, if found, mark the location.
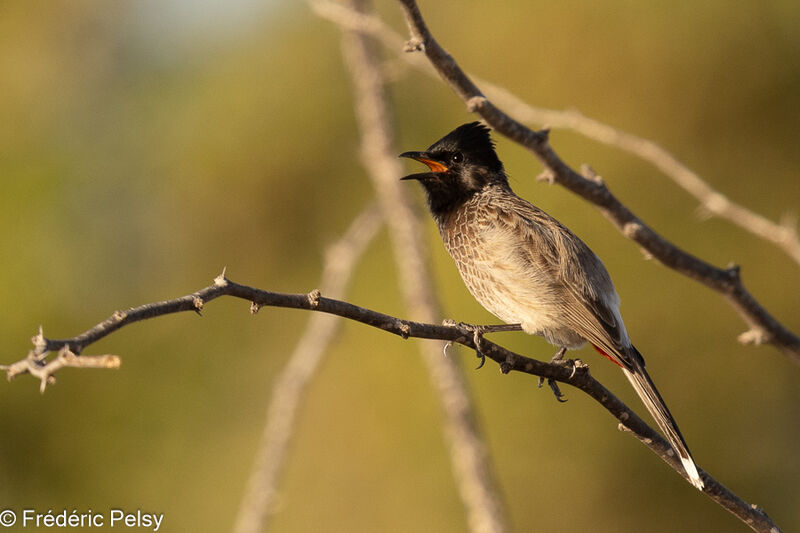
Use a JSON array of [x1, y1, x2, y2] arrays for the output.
[[441, 224, 586, 349]]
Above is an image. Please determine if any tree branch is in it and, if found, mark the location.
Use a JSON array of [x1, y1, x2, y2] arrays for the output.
[[394, 0, 799, 364], [2, 276, 783, 533]]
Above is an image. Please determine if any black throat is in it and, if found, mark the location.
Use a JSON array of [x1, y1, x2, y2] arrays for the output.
[[422, 179, 477, 220]]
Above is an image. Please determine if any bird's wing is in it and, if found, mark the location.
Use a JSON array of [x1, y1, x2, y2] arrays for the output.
[[490, 192, 634, 366], [487, 192, 704, 489]]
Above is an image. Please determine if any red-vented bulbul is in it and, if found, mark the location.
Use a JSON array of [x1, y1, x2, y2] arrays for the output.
[[400, 122, 703, 490]]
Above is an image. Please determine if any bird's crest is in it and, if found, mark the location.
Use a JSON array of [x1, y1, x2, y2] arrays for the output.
[[429, 122, 503, 173]]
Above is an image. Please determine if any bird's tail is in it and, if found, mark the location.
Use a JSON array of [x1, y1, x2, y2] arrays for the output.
[[622, 346, 704, 490]]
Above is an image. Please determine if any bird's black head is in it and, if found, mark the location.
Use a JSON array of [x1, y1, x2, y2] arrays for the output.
[[399, 122, 507, 217]]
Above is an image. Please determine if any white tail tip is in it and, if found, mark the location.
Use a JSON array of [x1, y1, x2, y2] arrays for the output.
[[681, 457, 704, 490]]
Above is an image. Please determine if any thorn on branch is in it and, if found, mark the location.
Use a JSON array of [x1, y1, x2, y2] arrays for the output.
[[580, 164, 605, 186], [738, 329, 770, 346], [536, 169, 556, 185], [466, 96, 487, 112], [307, 289, 322, 309], [214, 268, 229, 287], [623, 221, 643, 239], [403, 37, 424, 52], [399, 322, 410, 339], [725, 263, 741, 283], [32, 326, 47, 356], [537, 127, 550, 142], [40, 375, 55, 394], [112, 310, 128, 322], [193, 296, 204, 315], [250, 301, 261, 315]]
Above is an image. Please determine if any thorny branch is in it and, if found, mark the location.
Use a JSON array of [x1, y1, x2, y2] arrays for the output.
[[310, 0, 800, 268], [394, 0, 799, 364], [0, 338, 120, 394], [1, 275, 783, 533]]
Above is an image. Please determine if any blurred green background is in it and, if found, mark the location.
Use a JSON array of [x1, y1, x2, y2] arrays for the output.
[[1, 1, 798, 531]]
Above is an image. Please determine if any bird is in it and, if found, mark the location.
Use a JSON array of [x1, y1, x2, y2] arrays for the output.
[[399, 121, 704, 490]]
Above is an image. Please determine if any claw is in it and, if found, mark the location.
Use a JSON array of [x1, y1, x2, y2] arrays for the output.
[[539, 346, 569, 402], [538, 375, 567, 401], [472, 327, 486, 370], [548, 380, 567, 402], [568, 361, 578, 379]]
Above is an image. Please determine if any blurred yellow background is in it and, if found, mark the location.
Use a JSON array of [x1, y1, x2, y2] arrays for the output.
[[1, 1, 798, 532]]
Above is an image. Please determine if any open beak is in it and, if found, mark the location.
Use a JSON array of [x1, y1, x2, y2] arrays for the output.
[[399, 151, 449, 180]]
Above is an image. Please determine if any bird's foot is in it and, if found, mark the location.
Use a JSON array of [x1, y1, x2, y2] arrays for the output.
[[466, 324, 488, 369], [537, 347, 567, 387], [443, 320, 485, 367], [538, 347, 569, 402], [443, 321, 520, 369]]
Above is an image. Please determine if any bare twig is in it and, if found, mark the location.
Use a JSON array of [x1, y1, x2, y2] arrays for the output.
[[1, 336, 120, 394], [232, 203, 382, 533], [394, 0, 800, 364], [2, 277, 783, 533], [338, 2, 509, 531], [311, 0, 800, 268]]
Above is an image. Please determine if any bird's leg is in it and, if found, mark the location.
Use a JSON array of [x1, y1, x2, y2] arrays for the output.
[[537, 346, 567, 386], [538, 347, 568, 402]]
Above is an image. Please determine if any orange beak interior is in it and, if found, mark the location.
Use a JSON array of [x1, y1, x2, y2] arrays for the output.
[[417, 158, 449, 173]]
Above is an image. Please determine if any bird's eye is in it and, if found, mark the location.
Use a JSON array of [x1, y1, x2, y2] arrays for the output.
[[451, 152, 463, 163]]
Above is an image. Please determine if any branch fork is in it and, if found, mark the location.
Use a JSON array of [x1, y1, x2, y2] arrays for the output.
[[2, 329, 121, 393]]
